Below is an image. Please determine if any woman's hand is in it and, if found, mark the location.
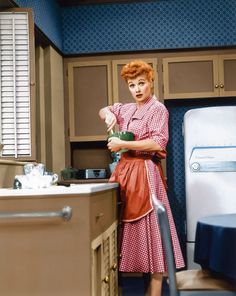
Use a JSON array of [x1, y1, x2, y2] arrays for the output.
[[107, 137, 124, 152], [99, 107, 117, 132], [105, 112, 117, 132]]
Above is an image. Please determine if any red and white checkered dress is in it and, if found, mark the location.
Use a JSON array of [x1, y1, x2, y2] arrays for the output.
[[109, 96, 185, 273]]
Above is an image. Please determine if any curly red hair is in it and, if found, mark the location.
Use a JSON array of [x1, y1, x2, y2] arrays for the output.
[[121, 60, 154, 82]]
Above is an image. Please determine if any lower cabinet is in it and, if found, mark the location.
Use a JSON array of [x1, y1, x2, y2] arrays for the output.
[[0, 186, 118, 296], [91, 221, 118, 296]]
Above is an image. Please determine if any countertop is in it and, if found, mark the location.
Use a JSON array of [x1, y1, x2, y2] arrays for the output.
[[0, 182, 119, 197], [58, 178, 109, 185]]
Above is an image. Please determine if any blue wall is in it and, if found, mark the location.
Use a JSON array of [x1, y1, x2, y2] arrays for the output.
[[61, 0, 236, 54], [15, 0, 236, 54]]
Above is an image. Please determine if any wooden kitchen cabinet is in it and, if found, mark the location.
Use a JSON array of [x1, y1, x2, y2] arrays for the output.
[[163, 54, 236, 99], [68, 61, 112, 142], [0, 185, 118, 296], [66, 57, 159, 170], [218, 54, 236, 96], [91, 221, 118, 296], [112, 58, 158, 104], [67, 58, 158, 142]]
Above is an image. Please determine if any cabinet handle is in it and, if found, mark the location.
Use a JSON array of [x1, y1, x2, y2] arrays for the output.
[[96, 212, 104, 219], [0, 206, 72, 222], [103, 275, 109, 284], [220, 83, 224, 88], [215, 84, 219, 88]]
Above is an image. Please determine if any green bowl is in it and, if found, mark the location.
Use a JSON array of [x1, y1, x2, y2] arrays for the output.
[[108, 131, 135, 153]]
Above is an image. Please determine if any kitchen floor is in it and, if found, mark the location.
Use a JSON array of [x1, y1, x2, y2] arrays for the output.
[[120, 274, 170, 296]]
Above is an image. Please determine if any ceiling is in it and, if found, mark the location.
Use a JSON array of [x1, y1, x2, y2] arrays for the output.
[[56, 0, 152, 6]]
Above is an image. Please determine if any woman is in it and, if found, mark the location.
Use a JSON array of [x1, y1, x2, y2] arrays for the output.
[[99, 60, 184, 296]]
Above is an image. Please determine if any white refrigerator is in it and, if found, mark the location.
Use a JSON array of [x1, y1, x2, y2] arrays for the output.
[[183, 106, 236, 269]]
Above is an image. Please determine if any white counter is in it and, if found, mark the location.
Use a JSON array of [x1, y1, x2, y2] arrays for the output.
[[0, 182, 119, 197]]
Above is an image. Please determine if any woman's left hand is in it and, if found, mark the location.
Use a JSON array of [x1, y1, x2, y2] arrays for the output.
[[107, 137, 124, 152]]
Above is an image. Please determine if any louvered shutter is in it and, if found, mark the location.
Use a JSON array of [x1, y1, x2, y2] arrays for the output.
[[0, 10, 31, 158]]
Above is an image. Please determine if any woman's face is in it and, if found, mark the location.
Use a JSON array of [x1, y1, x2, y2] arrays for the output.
[[127, 75, 152, 106]]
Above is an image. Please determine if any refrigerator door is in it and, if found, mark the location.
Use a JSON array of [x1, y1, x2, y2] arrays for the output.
[[183, 106, 236, 268]]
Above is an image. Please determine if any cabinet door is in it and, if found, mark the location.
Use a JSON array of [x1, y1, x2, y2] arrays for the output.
[[91, 235, 103, 296], [112, 59, 158, 104], [91, 221, 118, 296], [0, 197, 90, 296], [101, 232, 111, 296], [219, 54, 236, 97], [108, 223, 118, 296], [68, 61, 112, 141], [102, 221, 118, 296], [163, 56, 219, 99]]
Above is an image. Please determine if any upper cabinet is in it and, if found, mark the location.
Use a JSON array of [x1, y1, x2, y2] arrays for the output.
[[163, 54, 236, 99], [112, 58, 158, 104], [67, 58, 159, 142], [66, 53, 236, 143], [218, 54, 236, 97], [68, 61, 112, 142]]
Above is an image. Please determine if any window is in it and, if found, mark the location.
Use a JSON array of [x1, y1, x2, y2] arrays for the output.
[[0, 8, 35, 160]]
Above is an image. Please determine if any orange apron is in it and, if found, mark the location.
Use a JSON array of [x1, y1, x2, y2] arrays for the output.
[[109, 152, 166, 222]]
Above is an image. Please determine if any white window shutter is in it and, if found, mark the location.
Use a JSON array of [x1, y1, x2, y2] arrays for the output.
[[0, 11, 31, 158]]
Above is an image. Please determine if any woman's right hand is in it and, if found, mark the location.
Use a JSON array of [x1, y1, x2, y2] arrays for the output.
[[99, 106, 117, 132], [105, 111, 117, 132]]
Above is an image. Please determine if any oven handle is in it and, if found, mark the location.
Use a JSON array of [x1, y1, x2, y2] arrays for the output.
[[0, 206, 72, 221]]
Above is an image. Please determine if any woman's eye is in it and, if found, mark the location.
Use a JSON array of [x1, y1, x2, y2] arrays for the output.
[[139, 82, 145, 86]]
